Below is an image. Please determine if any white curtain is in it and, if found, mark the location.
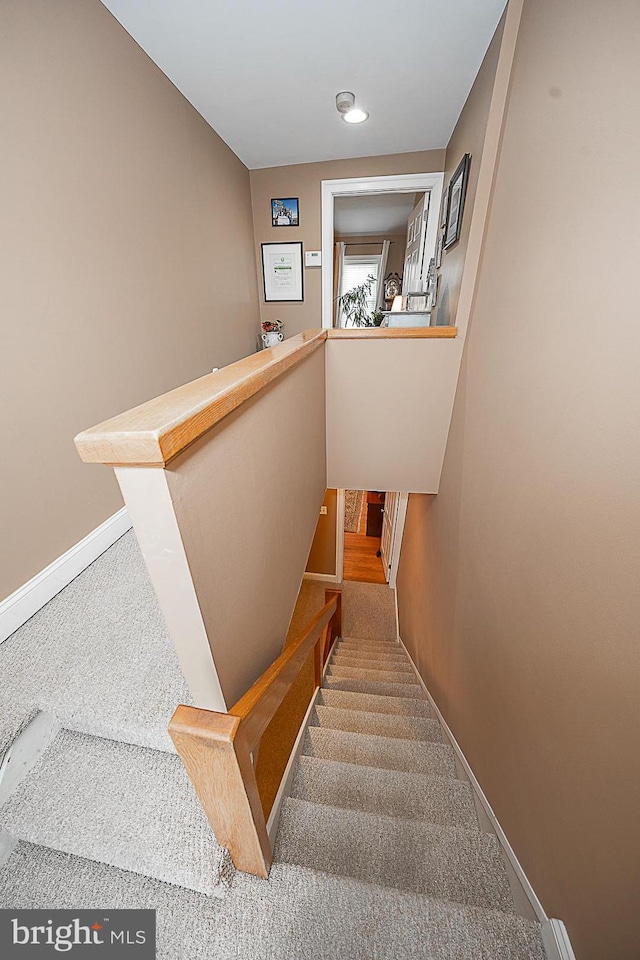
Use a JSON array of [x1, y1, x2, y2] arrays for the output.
[[375, 239, 391, 311], [333, 241, 346, 327]]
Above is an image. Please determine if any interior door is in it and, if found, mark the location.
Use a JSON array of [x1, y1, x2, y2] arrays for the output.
[[402, 194, 430, 294], [380, 492, 399, 583]]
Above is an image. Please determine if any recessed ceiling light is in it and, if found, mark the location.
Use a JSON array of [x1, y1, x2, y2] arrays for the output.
[[342, 107, 369, 124], [336, 91, 369, 124]]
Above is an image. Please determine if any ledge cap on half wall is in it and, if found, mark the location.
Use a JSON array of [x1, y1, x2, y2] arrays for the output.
[[74, 330, 326, 468]]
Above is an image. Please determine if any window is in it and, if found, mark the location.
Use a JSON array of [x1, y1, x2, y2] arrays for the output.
[[340, 255, 380, 325]]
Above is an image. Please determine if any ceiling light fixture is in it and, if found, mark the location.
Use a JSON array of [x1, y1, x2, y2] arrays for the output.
[[335, 91, 369, 124]]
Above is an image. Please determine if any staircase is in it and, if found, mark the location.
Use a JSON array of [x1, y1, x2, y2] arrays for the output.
[[0, 535, 546, 958]]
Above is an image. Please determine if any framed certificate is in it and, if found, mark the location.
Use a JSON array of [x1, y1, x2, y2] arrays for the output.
[[261, 242, 304, 302]]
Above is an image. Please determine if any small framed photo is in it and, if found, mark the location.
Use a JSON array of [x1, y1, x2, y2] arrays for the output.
[[444, 154, 471, 250], [261, 242, 304, 302], [271, 198, 299, 227]]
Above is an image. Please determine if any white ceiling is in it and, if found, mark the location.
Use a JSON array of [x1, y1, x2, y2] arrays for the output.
[[101, 0, 507, 170], [335, 194, 420, 237]]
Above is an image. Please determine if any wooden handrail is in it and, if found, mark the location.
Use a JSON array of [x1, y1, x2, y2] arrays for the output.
[[230, 591, 341, 751], [327, 326, 457, 339], [74, 329, 327, 467], [169, 588, 342, 879]]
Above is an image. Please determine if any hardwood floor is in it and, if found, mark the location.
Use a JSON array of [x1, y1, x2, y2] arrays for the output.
[[343, 497, 386, 583], [343, 532, 386, 583]]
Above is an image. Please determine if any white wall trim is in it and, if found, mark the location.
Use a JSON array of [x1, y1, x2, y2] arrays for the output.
[[303, 572, 341, 584], [0, 507, 132, 645], [397, 635, 577, 958], [321, 173, 444, 329], [0, 711, 60, 802], [388, 492, 409, 589], [0, 831, 17, 871], [397, 635, 548, 922], [335, 488, 345, 583], [541, 920, 578, 960]]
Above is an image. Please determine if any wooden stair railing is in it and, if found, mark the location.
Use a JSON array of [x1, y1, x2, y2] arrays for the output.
[[169, 588, 342, 879]]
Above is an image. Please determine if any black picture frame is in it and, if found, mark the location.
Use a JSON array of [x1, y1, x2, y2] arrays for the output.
[[443, 154, 471, 250], [261, 241, 304, 302], [271, 197, 299, 227]]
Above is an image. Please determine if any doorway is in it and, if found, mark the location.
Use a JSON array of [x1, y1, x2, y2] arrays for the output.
[[343, 490, 386, 583], [321, 172, 444, 329], [338, 489, 409, 588]]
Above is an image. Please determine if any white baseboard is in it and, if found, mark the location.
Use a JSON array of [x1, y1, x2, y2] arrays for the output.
[[397, 636, 575, 959], [398, 637, 548, 921], [541, 920, 577, 960], [303, 571, 341, 583], [0, 507, 132, 645]]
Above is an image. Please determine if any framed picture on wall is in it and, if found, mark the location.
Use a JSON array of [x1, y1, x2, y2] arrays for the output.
[[271, 198, 299, 227], [261, 242, 304, 302], [439, 188, 449, 229], [444, 153, 471, 250]]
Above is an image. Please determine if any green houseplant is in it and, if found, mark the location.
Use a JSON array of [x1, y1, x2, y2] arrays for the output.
[[338, 275, 384, 327]]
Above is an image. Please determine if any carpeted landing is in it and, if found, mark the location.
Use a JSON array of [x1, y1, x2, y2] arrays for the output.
[[0, 535, 545, 957]]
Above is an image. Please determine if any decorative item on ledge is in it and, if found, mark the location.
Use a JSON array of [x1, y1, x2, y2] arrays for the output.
[[261, 319, 284, 349]]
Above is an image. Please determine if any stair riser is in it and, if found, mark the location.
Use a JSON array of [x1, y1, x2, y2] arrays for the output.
[[302, 728, 457, 778], [328, 666, 417, 685], [338, 639, 401, 653], [324, 677, 424, 699], [312, 706, 443, 743], [331, 655, 414, 672], [291, 757, 478, 828], [317, 689, 434, 719]]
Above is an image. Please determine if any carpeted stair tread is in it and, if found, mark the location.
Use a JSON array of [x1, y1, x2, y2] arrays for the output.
[[276, 798, 514, 913], [312, 705, 443, 743], [327, 664, 418, 685], [291, 755, 478, 828], [0, 729, 231, 895], [324, 675, 424, 698], [0, 841, 545, 960], [0, 532, 190, 754], [317, 687, 434, 718], [302, 726, 457, 777], [331, 652, 413, 671], [336, 638, 406, 656]]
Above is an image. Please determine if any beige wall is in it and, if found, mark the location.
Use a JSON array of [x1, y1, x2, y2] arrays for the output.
[[433, 15, 505, 327], [397, 1, 640, 958], [249, 151, 444, 337], [306, 489, 337, 577], [120, 349, 327, 710], [326, 338, 463, 493], [0, 0, 260, 601]]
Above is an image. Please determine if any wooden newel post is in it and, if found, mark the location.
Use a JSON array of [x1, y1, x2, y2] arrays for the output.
[[169, 705, 272, 879]]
